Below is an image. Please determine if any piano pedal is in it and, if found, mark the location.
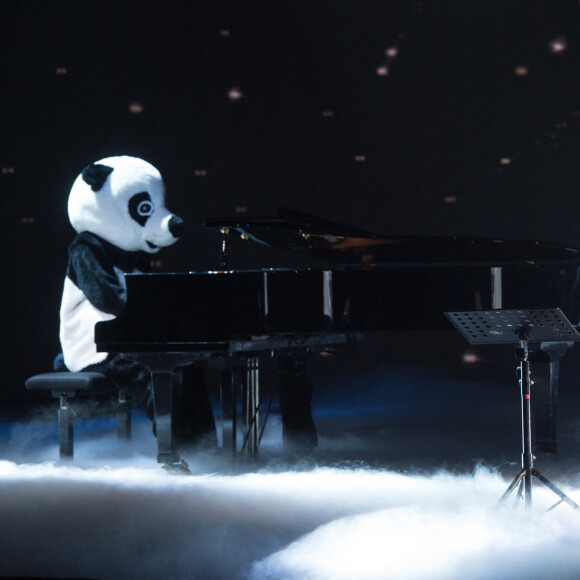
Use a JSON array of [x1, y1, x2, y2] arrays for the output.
[[162, 459, 191, 475]]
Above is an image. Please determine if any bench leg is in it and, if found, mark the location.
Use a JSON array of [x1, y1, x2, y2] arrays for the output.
[[58, 395, 74, 458], [117, 390, 132, 440]]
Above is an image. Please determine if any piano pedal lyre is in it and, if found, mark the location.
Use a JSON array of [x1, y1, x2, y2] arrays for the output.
[[241, 357, 260, 457]]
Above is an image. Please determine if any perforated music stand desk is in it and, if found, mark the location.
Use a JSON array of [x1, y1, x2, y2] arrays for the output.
[[445, 308, 580, 512]]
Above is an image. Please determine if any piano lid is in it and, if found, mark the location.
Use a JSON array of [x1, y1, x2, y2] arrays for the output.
[[203, 207, 580, 267]]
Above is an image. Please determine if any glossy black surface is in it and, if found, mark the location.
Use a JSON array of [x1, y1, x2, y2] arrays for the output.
[[96, 210, 580, 352], [95, 265, 580, 352], [204, 208, 580, 267]]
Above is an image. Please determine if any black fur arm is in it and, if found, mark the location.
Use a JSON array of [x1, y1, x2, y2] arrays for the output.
[[67, 233, 133, 316]]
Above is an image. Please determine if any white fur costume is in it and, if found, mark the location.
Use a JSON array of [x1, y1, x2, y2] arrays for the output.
[[59, 156, 183, 372]]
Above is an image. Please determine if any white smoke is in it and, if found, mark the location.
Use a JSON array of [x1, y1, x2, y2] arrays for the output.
[[0, 426, 579, 580], [2, 351, 580, 580], [249, 490, 580, 580]]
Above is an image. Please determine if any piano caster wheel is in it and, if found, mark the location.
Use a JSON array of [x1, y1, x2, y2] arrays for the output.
[[163, 459, 191, 475]]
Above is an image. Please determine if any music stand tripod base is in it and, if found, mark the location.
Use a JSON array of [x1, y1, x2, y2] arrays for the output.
[[445, 308, 580, 512]]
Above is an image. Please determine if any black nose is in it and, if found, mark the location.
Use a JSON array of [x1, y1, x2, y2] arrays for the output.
[[168, 215, 184, 238]]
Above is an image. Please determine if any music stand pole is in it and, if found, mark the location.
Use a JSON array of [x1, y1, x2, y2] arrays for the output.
[[445, 308, 580, 512], [498, 334, 534, 510], [498, 333, 578, 510]]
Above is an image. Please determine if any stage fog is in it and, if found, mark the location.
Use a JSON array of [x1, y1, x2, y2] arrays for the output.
[[2, 332, 580, 579]]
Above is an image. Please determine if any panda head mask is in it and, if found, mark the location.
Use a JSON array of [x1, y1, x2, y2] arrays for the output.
[[68, 155, 183, 253]]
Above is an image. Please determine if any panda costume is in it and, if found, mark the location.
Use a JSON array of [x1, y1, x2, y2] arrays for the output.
[[58, 156, 216, 446]]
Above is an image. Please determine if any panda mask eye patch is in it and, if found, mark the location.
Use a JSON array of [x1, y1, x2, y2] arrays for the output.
[[128, 192, 154, 226]]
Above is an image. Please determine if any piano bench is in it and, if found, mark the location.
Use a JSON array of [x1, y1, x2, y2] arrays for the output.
[[25, 372, 132, 460]]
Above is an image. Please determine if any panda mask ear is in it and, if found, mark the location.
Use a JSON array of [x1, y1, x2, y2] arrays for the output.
[[82, 163, 114, 192]]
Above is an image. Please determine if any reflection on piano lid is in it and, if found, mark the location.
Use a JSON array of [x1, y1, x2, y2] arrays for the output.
[[203, 207, 580, 267]]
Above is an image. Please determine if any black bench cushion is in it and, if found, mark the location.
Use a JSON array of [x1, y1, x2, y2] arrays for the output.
[[25, 372, 119, 393]]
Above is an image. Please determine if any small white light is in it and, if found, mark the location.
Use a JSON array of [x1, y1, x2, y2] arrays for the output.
[[322, 110, 334, 117], [220, 30, 230, 37], [463, 353, 478, 364], [386, 46, 399, 58], [354, 155, 366, 162], [500, 157, 512, 165], [376, 66, 389, 76], [445, 196, 457, 204], [228, 87, 244, 101], [21, 217, 35, 224], [514, 65, 529, 77], [195, 170, 207, 177], [235, 206, 248, 213], [549, 36, 567, 54], [2, 167, 15, 174], [129, 102, 144, 114], [55, 67, 68, 75]]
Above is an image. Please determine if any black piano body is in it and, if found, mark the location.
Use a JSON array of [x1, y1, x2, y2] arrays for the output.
[[95, 208, 580, 465], [95, 266, 579, 346]]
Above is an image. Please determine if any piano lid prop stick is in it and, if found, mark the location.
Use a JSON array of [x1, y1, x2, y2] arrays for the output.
[[219, 227, 230, 269]]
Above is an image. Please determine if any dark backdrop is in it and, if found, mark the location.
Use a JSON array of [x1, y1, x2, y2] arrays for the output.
[[3, 0, 580, 398]]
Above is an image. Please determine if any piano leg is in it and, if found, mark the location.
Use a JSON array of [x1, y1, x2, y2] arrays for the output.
[[276, 352, 318, 451], [123, 353, 199, 469], [150, 369, 180, 465], [531, 341, 574, 456]]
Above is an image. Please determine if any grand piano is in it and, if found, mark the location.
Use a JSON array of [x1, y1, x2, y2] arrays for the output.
[[95, 208, 580, 466]]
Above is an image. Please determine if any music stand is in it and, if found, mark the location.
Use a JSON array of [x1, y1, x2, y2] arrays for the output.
[[445, 308, 580, 512]]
